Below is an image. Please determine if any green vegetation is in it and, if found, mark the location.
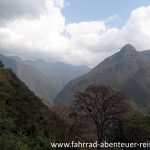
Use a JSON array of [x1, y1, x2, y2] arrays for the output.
[[1, 60, 150, 150], [0, 117, 54, 150], [0, 61, 78, 149], [109, 116, 150, 150]]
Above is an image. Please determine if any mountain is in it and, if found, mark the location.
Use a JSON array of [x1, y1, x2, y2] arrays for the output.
[[54, 44, 150, 113], [25, 59, 90, 92], [0, 54, 90, 104], [0, 60, 77, 149], [0, 60, 61, 136], [0, 54, 56, 104], [140, 50, 150, 58]]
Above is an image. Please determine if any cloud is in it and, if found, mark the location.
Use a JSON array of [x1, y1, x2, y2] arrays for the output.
[[105, 15, 119, 23], [0, 1, 150, 66], [53, 0, 65, 8], [63, 6, 150, 65], [0, 0, 46, 25], [122, 6, 150, 50], [0, 0, 66, 56]]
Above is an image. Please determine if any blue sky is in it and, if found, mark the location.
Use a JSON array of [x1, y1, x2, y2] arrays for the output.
[[63, 0, 150, 27]]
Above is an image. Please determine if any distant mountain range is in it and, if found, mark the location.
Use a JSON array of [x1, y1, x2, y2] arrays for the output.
[[0, 54, 90, 104], [55, 44, 150, 113]]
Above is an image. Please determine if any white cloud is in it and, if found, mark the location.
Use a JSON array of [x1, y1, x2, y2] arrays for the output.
[[53, 0, 65, 8], [63, 5, 150, 66], [0, 0, 46, 24], [122, 6, 150, 50], [66, 21, 106, 52], [105, 14, 119, 23], [0, 0, 66, 55], [0, 1, 150, 66]]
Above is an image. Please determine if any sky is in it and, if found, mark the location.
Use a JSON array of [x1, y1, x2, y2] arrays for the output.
[[0, 0, 150, 66], [63, 0, 150, 26]]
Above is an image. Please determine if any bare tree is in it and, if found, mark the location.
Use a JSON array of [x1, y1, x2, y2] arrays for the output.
[[74, 85, 132, 145]]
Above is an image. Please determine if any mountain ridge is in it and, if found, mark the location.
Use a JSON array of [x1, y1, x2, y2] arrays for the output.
[[54, 44, 150, 113], [0, 53, 90, 104]]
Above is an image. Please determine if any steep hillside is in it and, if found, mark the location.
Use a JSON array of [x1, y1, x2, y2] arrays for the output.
[[0, 62, 58, 128], [0, 54, 57, 104], [0, 60, 63, 138], [0, 60, 83, 149], [0, 54, 90, 104], [55, 44, 150, 113]]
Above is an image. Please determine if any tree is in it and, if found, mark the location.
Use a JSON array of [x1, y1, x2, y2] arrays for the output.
[[74, 85, 132, 145]]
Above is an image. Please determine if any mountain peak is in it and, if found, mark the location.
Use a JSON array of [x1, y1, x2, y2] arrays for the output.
[[118, 44, 138, 59], [120, 44, 137, 54]]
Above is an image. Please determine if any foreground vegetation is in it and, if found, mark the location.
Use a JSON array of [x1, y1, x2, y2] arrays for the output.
[[1, 60, 150, 150]]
